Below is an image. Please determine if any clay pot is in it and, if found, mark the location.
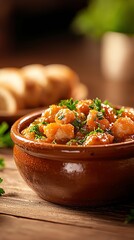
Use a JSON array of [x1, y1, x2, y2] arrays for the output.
[[11, 110, 134, 206]]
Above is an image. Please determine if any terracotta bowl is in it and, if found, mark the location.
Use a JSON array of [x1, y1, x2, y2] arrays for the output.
[[11, 110, 134, 207]]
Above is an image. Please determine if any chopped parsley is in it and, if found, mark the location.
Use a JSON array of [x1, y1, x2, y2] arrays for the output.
[[41, 121, 48, 125], [0, 158, 5, 196], [30, 124, 43, 139], [57, 114, 65, 120], [59, 98, 78, 110], [67, 139, 77, 145], [72, 118, 83, 130], [89, 127, 104, 135], [103, 100, 112, 106], [116, 107, 125, 116], [0, 178, 5, 196], [0, 158, 5, 170], [89, 98, 102, 111], [0, 122, 13, 148]]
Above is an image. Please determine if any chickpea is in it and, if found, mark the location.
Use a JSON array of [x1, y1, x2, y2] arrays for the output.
[[41, 105, 62, 123], [111, 117, 134, 139], [102, 104, 117, 123], [84, 133, 114, 146], [122, 108, 134, 121], [43, 123, 74, 141], [55, 108, 75, 124], [86, 110, 110, 131], [76, 99, 93, 115]]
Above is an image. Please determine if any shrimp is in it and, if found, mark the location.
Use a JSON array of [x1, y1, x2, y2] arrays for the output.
[[43, 123, 74, 141], [86, 110, 110, 131], [84, 133, 114, 146], [55, 108, 75, 124], [111, 117, 134, 139], [41, 105, 62, 123], [76, 99, 93, 115]]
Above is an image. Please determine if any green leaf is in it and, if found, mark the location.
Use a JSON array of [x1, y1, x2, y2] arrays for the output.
[[0, 178, 5, 196], [0, 188, 5, 196], [116, 107, 125, 116], [72, 0, 134, 38], [0, 122, 9, 135], [89, 98, 102, 111], [59, 98, 78, 111], [0, 122, 13, 148], [30, 124, 43, 139], [0, 158, 5, 170], [89, 127, 104, 135]]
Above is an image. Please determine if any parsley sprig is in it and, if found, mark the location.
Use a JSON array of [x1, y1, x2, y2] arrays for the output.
[[89, 98, 105, 118], [0, 178, 5, 196], [59, 98, 78, 110], [30, 124, 43, 139], [116, 107, 125, 117], [0, 158, 5, 170], [89, 127, 104, 135], [0, 122, 13, 148], [89, 98, 102, 111], [0, 158, 5, 196]]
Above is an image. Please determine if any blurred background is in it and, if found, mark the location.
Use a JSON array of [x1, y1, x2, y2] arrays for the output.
[[0, 0, 134, 107]]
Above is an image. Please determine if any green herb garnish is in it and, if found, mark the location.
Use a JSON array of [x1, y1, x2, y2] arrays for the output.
[[0, 158, 5, 170], [89, 127, 104, 135], [103, 100, 112, 106], [0, 122, 13, 148], [30, 124, 43, 139], [0, 157, 5, 196], [57, 114, 65, 120], [89, 98, 102, 111], [116, 107, 125, 116], [41, 121, 48, 125], [0, 178, 5, 196], [59, 98, 78, 111], [72, 118, 83, 130], [67, 139, 77, 145]]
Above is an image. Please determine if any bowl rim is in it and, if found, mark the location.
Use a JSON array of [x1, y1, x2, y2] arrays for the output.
[[10, 109, 134, 152]]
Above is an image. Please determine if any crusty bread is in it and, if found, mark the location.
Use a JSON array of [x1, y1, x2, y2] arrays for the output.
[[0, 68, 25, 96], [0, 86, 19, 113], [44, 64, 80, 95], [0, 64, 88, 114], [21, 64, 49, 107], [0, 68, 26, 109]]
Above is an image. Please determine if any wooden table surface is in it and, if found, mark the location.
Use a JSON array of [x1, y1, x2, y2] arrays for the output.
[[0, 36, 134, 239], [0, 148, 134, 240]]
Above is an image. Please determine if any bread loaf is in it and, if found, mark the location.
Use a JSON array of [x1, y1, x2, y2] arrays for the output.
[[0, 86, 19, 113], [0, 64, 88, 114]]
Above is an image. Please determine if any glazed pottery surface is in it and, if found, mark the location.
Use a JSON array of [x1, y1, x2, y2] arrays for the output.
[[11, 110, 134, 206]]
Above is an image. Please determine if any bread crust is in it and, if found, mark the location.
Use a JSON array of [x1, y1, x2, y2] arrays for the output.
[[0, 86, 19, 113]]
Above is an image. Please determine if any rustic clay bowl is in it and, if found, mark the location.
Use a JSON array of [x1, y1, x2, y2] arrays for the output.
[[11, 110, 134, 207]]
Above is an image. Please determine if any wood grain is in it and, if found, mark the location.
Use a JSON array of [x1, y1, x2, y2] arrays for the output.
[[0, 148, 134, 240], [1, 214, 134, 240]]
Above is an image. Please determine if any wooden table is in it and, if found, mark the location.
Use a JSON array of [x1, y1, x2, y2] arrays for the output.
[[0, 36, 134, 239], [0, 148, 134, 240]]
